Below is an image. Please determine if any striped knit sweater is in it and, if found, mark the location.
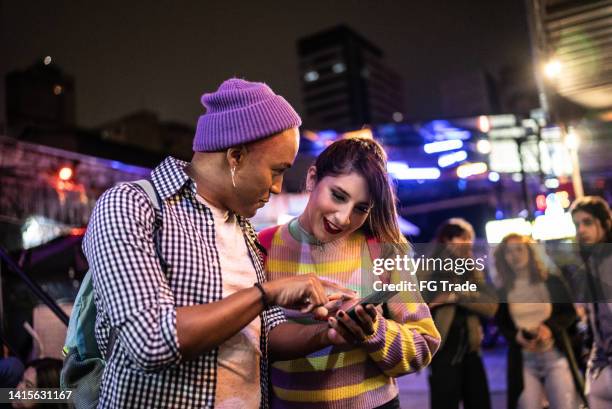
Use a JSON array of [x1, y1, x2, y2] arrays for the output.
[[260, 223, 441, 409]]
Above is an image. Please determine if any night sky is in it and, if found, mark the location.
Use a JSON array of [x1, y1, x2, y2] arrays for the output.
[[3, 0, 532, 129]]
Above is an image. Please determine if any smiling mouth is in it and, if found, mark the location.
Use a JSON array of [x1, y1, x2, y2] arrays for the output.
[[323, 218, 342, 235]]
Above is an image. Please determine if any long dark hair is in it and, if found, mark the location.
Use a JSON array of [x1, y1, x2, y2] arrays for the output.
[[312, 137, 407, 251], [570, 195, 612, 242], [24, 358, 67, 408]]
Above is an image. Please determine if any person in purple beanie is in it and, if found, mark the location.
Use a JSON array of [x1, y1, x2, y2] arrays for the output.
[[82, 78, 367, 408]]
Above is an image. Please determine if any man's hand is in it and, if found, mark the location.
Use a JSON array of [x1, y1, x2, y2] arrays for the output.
[[263, 274, 354, 319]]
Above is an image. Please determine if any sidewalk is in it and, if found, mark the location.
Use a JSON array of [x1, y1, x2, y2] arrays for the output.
[[397, 346, 508, 409]]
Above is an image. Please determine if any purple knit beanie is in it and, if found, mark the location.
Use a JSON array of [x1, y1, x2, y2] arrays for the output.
[[193, 78, 302, 152]]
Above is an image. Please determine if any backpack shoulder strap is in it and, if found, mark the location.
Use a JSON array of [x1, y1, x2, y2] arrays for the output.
[[132, 179, 162, 212], [105, 179, 166, 358]]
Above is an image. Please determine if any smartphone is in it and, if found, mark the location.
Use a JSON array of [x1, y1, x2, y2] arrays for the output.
[[344, 290, 399, 321]]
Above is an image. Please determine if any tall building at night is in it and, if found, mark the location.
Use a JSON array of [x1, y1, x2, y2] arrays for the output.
[[297, 25, 404, 130], [5, 60, 76, 135]]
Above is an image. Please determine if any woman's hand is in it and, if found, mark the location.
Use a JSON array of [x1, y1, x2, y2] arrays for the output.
[[326, 304, 379, 345]]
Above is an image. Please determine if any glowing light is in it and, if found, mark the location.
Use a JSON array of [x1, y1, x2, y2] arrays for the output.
[[58, 166, 73, 181], [485, 218, 532, 243], [392, 112, 404, 122], [304, 71, 319, 82], [536, 194, 547, 211], [332, 63, 346, 73], [532, 212, 576, 240], [544, 59, 562, 79], [512, 173, 523, 182], [457, 162, 488, 179], [545, 178, 560, 189], [388, 165, 441, 180], [478, 115, 490, 133], [488, 172, 500, 182], [438, 150, 467, 167], [565, 131, 580, 149], [43, 56, 52, 65], [476, 139, 492, 154], [424, 139, 463, 154]]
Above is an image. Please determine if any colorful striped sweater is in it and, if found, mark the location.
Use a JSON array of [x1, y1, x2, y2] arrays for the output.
[[260, 223, 441, 409]]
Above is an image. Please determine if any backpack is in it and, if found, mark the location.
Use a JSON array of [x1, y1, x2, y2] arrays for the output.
[[60, 179, 165, 409]]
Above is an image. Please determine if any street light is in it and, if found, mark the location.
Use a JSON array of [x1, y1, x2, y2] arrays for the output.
[[544, 58, 562, 80]]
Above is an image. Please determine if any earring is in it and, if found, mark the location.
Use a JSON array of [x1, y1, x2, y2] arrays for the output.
[[230, 167, 236, 188]]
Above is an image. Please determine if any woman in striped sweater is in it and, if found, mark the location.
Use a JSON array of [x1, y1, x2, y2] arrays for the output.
[[259, 137, 440, 409]]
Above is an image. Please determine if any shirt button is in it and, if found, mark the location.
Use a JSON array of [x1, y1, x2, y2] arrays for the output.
[[207, 220, 214, 226]]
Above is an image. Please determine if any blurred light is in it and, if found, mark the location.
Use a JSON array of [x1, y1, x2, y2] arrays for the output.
[[488, 114, 517, 128], [53, 85, 63, 95], [438, 150, 467, 167], [512, 173, 523, 182], [332, 63, 346, 73], [43, 56, 52, 65], [457, 162, 488, 179], [424, 139, 463, 154], [536, 194, 547, 211], [532, 212, 576, 240], [495, 210, 504, 220], [58, 166, 73, 181], [545, 178, 560, 189], [389, 166, 441, 180], [318, 129, 338, 141], [457, 179, 467, 191], [304, 71, 319, 82], [544, 58, 562, 79], [518, 209, 529, 218], [392, 112, 404, 122], [565, 131, 580, 149], [476, 139, 492, 154], [478, 115, 490, 133], [556, 191, 570, 209], [387, 161, 410, 175], [488, 172, 500, 182], [485, 218, 532, 243], [22, 216, 65, 249], [342, 128, 373, 139]]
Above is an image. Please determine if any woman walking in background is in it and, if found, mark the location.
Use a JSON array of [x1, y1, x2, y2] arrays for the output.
[[259, 137, 440, 409], [494, 233, 584, 409]]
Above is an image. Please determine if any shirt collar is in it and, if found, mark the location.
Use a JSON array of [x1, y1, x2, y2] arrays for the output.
[[150, 156, 192, 201]]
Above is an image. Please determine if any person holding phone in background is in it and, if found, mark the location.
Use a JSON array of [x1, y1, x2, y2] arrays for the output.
[[259, 137, 440, 409], [494, 234, 584, 409]]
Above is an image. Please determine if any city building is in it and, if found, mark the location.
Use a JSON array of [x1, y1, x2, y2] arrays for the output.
[[297, 25, 405, 130]]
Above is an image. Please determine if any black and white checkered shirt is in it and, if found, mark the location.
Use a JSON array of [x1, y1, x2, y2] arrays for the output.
[[83, 156, 286, 408]]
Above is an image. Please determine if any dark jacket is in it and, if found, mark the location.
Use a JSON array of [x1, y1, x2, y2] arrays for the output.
[[495, 274, 586, 409]]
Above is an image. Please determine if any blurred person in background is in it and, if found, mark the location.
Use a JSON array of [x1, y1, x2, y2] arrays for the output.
[[12, 358, 67, 409], [421, 218, 498, 409], [494, 233, 584, 409], [259, 137, 441, 409], [571, 196, 612, 409]]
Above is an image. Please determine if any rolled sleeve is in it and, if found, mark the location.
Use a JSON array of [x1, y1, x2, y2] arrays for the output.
[[84, 183, 181, 372]]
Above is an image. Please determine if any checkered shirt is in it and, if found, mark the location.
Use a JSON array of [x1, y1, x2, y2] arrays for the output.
[[83, 156, 286, 408]]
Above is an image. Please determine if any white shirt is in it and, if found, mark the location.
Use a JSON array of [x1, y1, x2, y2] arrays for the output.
[[196, 194, 261, 408]]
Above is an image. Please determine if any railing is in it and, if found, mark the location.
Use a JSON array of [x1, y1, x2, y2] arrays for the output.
[[0, 246, 69, 326]]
